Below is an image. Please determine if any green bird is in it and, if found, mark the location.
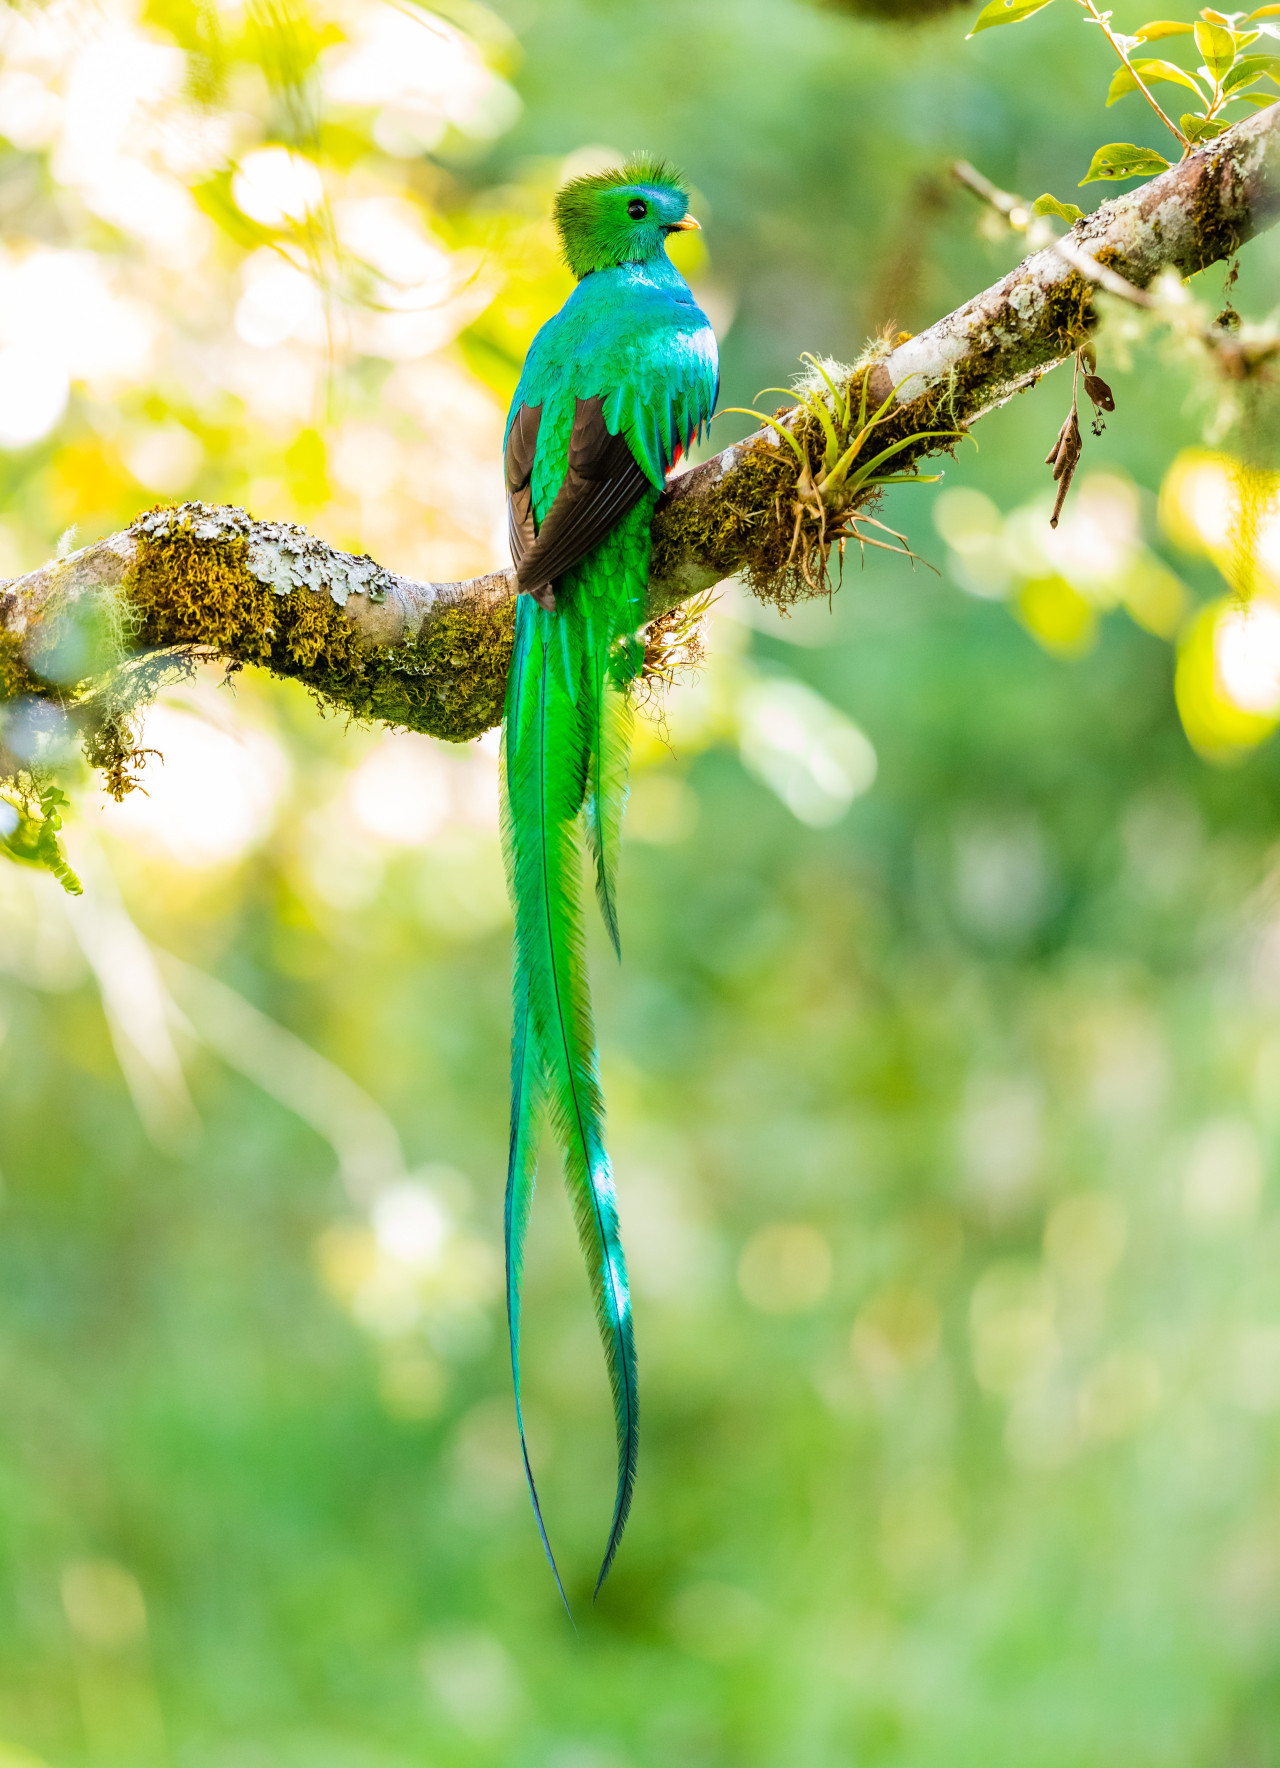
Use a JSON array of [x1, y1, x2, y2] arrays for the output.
[[501, 157, 718, 1603]]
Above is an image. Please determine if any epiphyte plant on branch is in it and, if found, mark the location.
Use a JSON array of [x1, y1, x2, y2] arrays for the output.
[[722, 356, 965, 591], [500, 158, 717, 1611]]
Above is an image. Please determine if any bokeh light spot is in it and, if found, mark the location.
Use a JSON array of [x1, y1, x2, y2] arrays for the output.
[[232, 147, 324, 229], [60, 1559, 147, 1651], [738, 1222, 832, 1314]]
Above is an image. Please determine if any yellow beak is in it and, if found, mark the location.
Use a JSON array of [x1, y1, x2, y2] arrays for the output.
[[669, 214, 701, 231]]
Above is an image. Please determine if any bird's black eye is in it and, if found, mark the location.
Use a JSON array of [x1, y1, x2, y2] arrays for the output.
[[626, 199, 648, 220]]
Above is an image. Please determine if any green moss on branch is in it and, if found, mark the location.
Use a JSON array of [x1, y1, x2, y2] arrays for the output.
[[0, 621, 42, 702], [652, 437, 797, 601], [127, 512, 512, 743]]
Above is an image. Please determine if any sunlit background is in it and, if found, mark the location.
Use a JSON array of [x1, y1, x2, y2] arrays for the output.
[[5, 0, 1280, 1761]]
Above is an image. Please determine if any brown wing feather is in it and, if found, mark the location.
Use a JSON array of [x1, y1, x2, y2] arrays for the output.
[[505, 401, 542, 575], [512, 395, 652, 612]]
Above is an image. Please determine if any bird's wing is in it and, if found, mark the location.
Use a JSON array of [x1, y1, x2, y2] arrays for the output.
[[600, 311, 719, 488], [510, 395, 652, 601], [504, 399, 542, 573], [505, 290, 720, 601]]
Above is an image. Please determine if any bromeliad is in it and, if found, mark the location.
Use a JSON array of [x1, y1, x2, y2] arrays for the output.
[[500, 158, 718, 1606]]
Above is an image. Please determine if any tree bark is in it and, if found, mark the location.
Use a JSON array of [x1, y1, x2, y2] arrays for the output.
[[4, 103, 1278, 747]]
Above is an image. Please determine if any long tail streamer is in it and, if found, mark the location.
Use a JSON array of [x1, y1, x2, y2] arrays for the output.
[[500, 511, 651, 1599]]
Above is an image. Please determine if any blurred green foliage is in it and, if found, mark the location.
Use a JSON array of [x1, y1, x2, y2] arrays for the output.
[[3, 0, 1280, 1764], [827, 0, 974, 18]]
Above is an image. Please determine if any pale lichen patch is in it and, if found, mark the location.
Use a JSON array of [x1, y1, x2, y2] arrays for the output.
[[135, 504, 406, 608]]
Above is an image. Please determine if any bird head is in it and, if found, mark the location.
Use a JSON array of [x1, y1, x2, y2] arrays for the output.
[[553, 156, 700, 280]]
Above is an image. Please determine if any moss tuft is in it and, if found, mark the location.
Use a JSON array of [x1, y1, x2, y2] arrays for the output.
[[653, 435, 801, 604], [131, 517, 323, 667], [82, 712, 156, 801], [1188, 151, 1246, 274], [390, 597, 516, 741], [1039, 267, 1098, 354], [0, 620, 40, 702]]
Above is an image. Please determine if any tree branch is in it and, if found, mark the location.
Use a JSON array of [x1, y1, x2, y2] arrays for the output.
[[3, 103, 1278, 754]]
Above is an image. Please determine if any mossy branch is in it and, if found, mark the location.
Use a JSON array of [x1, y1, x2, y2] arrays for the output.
[[2, 103, 1278, 767]]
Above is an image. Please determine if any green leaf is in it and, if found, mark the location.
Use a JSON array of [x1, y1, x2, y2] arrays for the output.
[[1182, 112, 1231, 139], [1224, 51, 1280, 89], [1200, 7, 1254, 35], [1195, 18, 1238, 79], [1107, 57, 1210, 104], [1079, 142, 1173, 184], [1033, 192, 1085, 223], [967, 0, 1055, 37], [1, 787, 82, 895], [1134, 19, 1194, 39], [1230, 87, 1280, 100]]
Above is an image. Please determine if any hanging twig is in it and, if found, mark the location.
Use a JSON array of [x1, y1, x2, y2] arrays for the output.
[[1046, 352, 1086, 529]]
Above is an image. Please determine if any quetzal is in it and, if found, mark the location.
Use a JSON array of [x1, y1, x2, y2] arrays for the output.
[[501, 158, 718, 1602]]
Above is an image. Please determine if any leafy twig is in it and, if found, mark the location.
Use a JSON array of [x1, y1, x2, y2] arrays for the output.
[[1076, 0, 1190, 147], [950, 160, 1033, 228], [968, 1, 1280, 180]]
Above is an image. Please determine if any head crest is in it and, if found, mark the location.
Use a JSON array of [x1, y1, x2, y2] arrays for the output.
[[553, 156, 691, 278], [555, 155, 687, 205]]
